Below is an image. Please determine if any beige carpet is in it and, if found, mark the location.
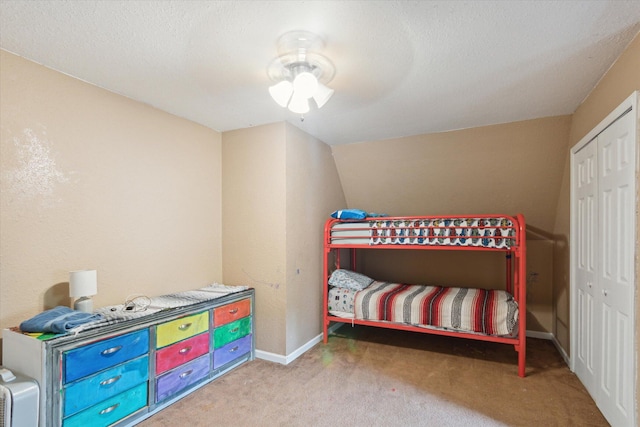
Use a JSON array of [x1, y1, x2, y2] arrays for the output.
[[140, 325, 608, 426]]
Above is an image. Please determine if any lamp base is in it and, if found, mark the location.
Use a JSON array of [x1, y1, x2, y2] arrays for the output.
[[74, 296, 93, 313]]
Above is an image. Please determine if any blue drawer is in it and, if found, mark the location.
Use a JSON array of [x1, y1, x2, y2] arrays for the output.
[[62, 382, 147, 427], [63, 355, 149, 417], [64, 329, 149, 383], [155, 354, 210, 403], [213, 334, 252, 369]]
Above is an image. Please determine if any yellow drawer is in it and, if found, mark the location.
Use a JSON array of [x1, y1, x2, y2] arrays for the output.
[[156, 311, 209, 348]]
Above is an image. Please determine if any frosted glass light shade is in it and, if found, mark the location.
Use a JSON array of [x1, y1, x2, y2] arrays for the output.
[[313, 82, 335, 108], [69, 270, 97, 297], [268, 81, 293, 107], [288, 92, 310, 114], [292, 71, 318, 99]]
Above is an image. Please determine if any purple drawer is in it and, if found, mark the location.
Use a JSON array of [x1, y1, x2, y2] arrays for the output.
[[155, 354, 210, 402], [213, 334, 252, 369]]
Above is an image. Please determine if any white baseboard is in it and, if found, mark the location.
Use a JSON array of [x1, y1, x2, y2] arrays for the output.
[[257, 326, 571, 367], [526, 330, 553, 340], [551, 335, 571, 367], [255, 323, 342, 365]]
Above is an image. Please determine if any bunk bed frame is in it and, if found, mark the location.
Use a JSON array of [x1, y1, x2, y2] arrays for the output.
[[322, 214, 527, 377]]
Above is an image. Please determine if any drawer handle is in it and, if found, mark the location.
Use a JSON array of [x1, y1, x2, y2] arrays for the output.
[[229, 308, 239, 314], [178, 346, 192, 355], [100, 345, 123, 356], [230, 327, 239, 334], [178, 323, 192, 331], [229, 346, 239, 353], [99, 403, 119, 415], [99, 375, 122, 387], [179, 369, 193, 379]]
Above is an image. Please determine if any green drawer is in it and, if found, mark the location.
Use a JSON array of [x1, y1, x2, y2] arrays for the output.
[[214, 317, 251, 349]]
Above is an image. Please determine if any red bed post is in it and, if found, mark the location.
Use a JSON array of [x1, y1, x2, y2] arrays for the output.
[[505, 253, 513, 295], [322, 220, 331, 343], [516, 213, 527, 377], [350, 248, 357, 271]]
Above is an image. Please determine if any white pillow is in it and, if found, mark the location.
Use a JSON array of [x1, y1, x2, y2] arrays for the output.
[[328, 269, 374, 291]]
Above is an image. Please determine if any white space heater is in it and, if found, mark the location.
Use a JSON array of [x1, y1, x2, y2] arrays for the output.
[[0, 368, 39, 427]]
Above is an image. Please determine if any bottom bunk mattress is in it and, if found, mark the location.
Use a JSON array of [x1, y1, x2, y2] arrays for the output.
[[328, 281, 519, 337]]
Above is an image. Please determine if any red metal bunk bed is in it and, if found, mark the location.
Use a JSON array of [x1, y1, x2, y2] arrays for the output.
[[322, 214, 527, 377]]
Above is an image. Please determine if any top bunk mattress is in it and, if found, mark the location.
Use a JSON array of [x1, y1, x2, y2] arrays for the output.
[[328, 216, 519, 249]]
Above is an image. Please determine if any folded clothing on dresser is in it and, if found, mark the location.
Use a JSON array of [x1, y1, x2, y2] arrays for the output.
[[19, 306, 104, 334]]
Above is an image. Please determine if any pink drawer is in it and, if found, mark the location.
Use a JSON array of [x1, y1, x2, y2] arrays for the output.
[[155, 332, 209, 375]]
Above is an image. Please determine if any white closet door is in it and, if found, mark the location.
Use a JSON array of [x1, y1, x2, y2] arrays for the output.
[[573, 138, 598, 394], [572, 104, 636, 427], [595, 110, 635, 427]]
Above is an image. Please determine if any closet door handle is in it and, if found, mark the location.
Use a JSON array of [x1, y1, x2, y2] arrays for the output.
[[602, 290, 608, 297]]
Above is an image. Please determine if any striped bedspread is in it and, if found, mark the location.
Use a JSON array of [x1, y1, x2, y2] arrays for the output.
[[354, 281, 518, 336]]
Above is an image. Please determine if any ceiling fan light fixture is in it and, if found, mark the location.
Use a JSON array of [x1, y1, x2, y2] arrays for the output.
[[288, 92, 310, 114], [269, 80, 294, 107], [312, 82, 334, 109], [292, 70, 318, 99], [267, 30, 335, 115]]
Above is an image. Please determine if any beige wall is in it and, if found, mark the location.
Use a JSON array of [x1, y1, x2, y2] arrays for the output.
[[0, 51, 223, 342], [285, 123, 346, 354], [332, 116, 570, 332], [222, 123, 287, 354], [551, 31, 639, 407], [222, 122, 346, 356]]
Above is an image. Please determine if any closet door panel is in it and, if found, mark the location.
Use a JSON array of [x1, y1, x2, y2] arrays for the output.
[[595, 110, 635, 426], [573, 139, 598, 392]]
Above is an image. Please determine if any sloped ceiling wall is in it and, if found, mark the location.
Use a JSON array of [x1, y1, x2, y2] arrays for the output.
[[331, 115, 571, 234]]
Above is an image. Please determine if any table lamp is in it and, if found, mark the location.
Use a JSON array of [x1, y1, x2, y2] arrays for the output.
[[69, 270, 97, 313]]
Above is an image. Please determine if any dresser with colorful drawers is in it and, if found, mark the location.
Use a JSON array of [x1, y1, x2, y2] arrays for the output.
[[2, 288, 254, 426]]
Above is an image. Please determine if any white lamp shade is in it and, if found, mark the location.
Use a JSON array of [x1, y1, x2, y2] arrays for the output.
[[69, 270, 97, 297], [313, 83, 334, 108], [288, 92, 310, 114], [292, 71, 318, 99], [268, 81, 293, 107]]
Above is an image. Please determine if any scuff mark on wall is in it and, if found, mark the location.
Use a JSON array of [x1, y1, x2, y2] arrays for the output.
[[3, 125, 67, 207], [241, 267, 280, 289]]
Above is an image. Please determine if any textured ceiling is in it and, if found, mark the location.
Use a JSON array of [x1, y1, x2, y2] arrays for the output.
[[1, 1, 639, 145]]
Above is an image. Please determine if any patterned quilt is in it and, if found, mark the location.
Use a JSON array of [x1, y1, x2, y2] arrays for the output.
[[68, 284, 249, 335], [369, 217, 516, 248], [354, 281, 518, 336]]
